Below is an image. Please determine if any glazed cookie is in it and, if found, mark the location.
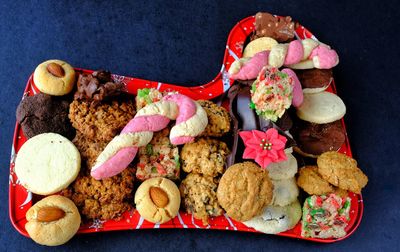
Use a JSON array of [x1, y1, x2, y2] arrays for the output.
[[180, 173, 223, 224], [136, 128, 180, 181], [33, 59, 76, 96], [25, 195, 81, 246], [135, 177, 181, 224], [16, 93, 74, 139], [197, 100, 231, 137], [61, 166, 135, 220], [72, 131, 108, 168], [317, 151, 368, 194], [243, 200, 302, 234], [15, 133, 80, 195], [271, 177, 299, 207], [69, 99, 135, 142], [181, 138, 230, 177], [297, 165, 334, 195], [267, 152, 298, 180], [217, 162, 273, 221]]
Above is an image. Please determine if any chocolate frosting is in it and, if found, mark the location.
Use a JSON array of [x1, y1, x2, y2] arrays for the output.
[[295, 69, 333, 89], [74, 70, 125, 102], [251, 12, 295, 42], [293, 119, 345, 156]]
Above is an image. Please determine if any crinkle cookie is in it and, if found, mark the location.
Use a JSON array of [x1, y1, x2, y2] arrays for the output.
[[197, 100, 231, 137], [217, 162, 273, 221], [179, 173, 223, 225], [181, 138, 229, 177], [69, 99, 135, 142]]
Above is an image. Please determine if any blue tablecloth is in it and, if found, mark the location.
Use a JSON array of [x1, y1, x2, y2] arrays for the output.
[[1, 0, 398, 251]]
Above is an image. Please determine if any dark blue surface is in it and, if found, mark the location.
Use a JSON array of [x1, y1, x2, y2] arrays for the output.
[[1, 0, 399, 251]]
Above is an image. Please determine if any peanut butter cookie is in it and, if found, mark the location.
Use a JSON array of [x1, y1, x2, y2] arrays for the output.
[[217, 162, 273, 221]]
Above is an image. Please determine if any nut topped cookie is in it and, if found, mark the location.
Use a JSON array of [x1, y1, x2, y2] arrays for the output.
[[197, 100, 231, 137], [181, 138, 230, 177], [317, 151, 368, 194], [69, 99, 135, 142], [180, 173, 223, 225], [217, 162, 274, 221]]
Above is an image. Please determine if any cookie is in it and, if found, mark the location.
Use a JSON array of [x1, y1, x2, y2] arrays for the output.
[[15, 133, 80, 195], [297, 166, 334, 195], [296, 92, 346, 124], [25, 195, 81, 246], [295, 69, 333, 93], [293, 120, 345, 157], [198, 100, 231, 137], [217, 162, 273, 221], [317, 151, 368, 194], [271, 177, 299, 206], [33, 59, 76, 96], [61, 166, 135, 220], [136, 128, 180, 181], [72, 131, 108, 168], [69, 99, 135, 142], [179, 173, 223, 224], [181, 138, 230, 177], [243, 37, 278, 58], [243, 200, 302, 234], [267, 152, 298, 180], [251, 12, 295, 42], [136, 88, 163, 110], [135, 177, 181, 224], [16, 93, 74, 139]]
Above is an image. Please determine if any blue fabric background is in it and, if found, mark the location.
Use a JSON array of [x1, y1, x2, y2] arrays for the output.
[[1, 0, 399, 251]]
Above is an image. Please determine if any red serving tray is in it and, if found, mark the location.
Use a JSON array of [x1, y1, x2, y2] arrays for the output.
[[9, 15, 363, 243]]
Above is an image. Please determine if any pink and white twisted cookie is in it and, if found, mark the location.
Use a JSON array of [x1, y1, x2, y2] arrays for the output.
[[229, 38, 339, 80], [91, 94, 208, 180]]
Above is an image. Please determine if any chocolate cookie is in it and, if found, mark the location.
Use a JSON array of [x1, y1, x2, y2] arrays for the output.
[[69, 99, 135, 142], [16, 93, 74, 139], [217, 162, 273, 221], [293, 120, 345, 157], [295, 69, 333, 93], [251, 12, 295, 42]]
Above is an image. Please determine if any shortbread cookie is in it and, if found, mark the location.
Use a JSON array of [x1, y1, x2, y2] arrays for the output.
[[33, 59, 76, 96], [15, 133, 80, 195]]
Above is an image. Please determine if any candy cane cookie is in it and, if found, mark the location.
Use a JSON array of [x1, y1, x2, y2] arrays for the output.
[[91, 94, 208, 180]]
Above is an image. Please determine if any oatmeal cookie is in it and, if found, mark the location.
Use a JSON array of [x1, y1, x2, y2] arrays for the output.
[[179, 173, 223, 225], [297, 166, 334, 195], [181, 138, 230, 177], [61, 166, 135, 220], [69, 99, 135, 142], [217, 162, 273, 221], [198, 100, 230, 137], [317, 151, 368, 194], [136, 128, 180, 181], [72, 131, 108, 168]]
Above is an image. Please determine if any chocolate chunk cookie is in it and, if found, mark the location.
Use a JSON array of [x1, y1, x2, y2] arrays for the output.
[[16, 93, 74, 139], [179, 173, 223, 225], [69, 99, 135, 142], [198, 100, 230, 137], [181, 138, 230, 177], [217, 162, 273, 221]]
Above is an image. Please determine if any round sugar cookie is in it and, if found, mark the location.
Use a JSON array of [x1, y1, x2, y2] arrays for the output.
[[25, 195, 81, 246], [33, 59, 76, 96], [296, 91, 346, 124], [15, 133, 81, 195], [243, 200, 302, 234], [134, 177, 180, 224], [266, 153, 298, 180], [271, 177, 299, 206], [243, 37, 278, 58]]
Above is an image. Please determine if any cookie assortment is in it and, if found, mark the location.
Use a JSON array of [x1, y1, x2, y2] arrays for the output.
[[10, 12, 368, 246]]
